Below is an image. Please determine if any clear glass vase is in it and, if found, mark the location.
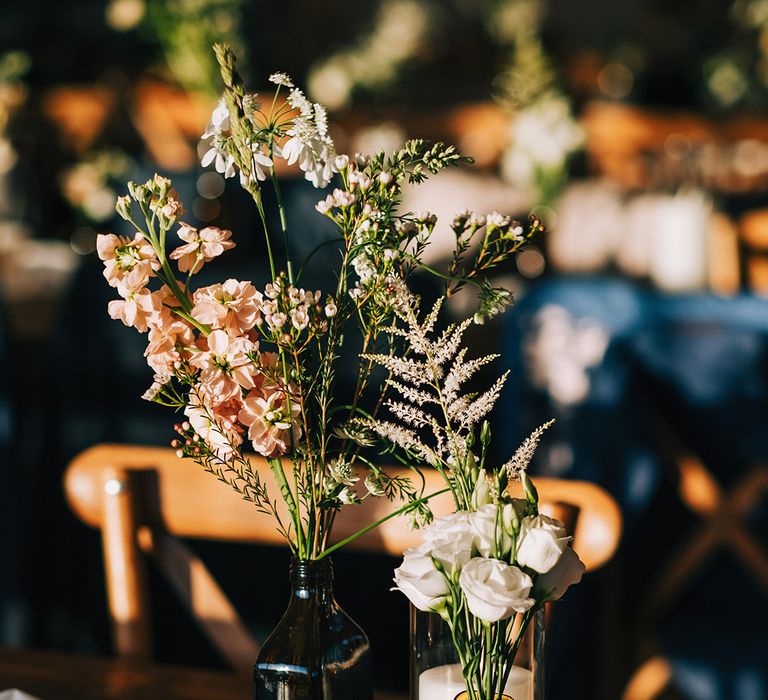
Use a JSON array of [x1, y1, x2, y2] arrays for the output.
[[253, 557, 373, 699], [410, 606, 546, 700]]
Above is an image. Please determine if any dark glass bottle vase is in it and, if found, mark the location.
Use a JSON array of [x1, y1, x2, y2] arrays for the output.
[[254, 557, 373, 700]]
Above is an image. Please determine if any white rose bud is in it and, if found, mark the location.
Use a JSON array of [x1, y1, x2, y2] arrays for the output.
[[516, 514, 570, 573], [393, 545, 449, 612], [533, 546, 585, 601], [501, 498, 530, 534], [471, 504, 512, 559], [459, 558, 534, 622], [471, 469, 493, 509]]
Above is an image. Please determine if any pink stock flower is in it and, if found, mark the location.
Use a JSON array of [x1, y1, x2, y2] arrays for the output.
[[191, 279, 262, 336], [108, 268, 157, 332], [238, 385, 302, 458], [144, 284, 182, 331], [189, 329, 258, 403], [145, 319, 195, 376], [169, 223, 236, 274], [184, 390, 243, 461], [97, 232, 159, 289]]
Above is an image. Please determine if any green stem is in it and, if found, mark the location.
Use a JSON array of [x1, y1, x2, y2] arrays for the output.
[[269, 146, 293, 284], [268, 457, 303, 557], [169, 307, 210, 336], [315, 487, 450, 560], [295, 237, 344, 283], [253, 191, 277, 281]]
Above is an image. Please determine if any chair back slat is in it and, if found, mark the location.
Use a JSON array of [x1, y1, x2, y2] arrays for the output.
[[100, 467, 152, 660], [138, 527, 260, 674]]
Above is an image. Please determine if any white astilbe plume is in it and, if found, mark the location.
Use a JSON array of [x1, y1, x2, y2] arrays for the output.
[[385, 399, 432, 428], [455, 371, 510, 429], [363, 288, 507, 472], [443, 349, 500, 404], [502, 419, 555, 479], [385, 378, 437, 406], [369, 419, 439, 466]]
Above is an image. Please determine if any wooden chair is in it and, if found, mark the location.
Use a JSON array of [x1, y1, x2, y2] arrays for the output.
[[64, 443, 622, 677]]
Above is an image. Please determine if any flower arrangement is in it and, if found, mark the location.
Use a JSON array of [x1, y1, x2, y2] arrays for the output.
[[96, 44, 544, 561], [374, 293, 585, 698]]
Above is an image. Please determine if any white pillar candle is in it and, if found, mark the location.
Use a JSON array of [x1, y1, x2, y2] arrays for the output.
[[419, 663, 532, 700]]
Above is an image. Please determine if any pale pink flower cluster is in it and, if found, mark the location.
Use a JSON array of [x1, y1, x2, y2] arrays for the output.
[[169, 224, 236, 274], [99, 219, 303, 462], [239, 383, 301, 458], [189, 330, 259, 402], [187, 333, 301, 459], [184, 390, 244, 461], [97, 232, 159, 290], [191, 279, 262, 336]]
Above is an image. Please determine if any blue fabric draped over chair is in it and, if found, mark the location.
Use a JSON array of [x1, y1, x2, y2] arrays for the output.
[[499, 277, 768, 700]]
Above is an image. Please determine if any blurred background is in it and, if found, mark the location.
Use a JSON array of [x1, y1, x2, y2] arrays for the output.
[[2, 1, 768, 699]]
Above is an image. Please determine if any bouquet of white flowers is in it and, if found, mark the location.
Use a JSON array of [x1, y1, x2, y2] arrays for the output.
[[365, 292, 585, 699]]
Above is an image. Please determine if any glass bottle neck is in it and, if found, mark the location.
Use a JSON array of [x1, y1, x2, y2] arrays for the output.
[[289, 557, 334, 607]]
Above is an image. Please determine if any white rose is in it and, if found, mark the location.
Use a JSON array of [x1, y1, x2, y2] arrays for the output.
[[533, 546, 585, 600], [429, 534, 474, 576], [393, 545, 449, 612], [459, 557, 534, 622], [422, 511, 473, 543], [515, 514, 570, 573], [471, 505, 512, 558]]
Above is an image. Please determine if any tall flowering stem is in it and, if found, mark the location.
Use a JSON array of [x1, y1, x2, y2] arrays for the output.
[[98, 46, 545, 560]]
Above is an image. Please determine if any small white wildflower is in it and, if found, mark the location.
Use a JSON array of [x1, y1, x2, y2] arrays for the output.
[[338, 487, 359, 505], [379, 171, 394, 185], [325, 302, 338, 318], [335, 154, 350, 170], [287, 87, 313, 116], [313, 103, 329, 137], [486, 211, 510, 228], [269, 72, 294, 88], [141, 372, 171, 401], [351, 254, 376, 283], [328, 459, 359, 486], [451, 209, 472, 229], [364, 474, 387, 497], [290, 307, 309, 331], [142, 382, 164, 401]]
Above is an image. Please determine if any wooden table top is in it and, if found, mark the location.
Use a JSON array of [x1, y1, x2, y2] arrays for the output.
[[0, 647, 406, 700]]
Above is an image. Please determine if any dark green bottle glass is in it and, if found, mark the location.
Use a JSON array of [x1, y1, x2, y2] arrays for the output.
[[253, 557, 373, 699]]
